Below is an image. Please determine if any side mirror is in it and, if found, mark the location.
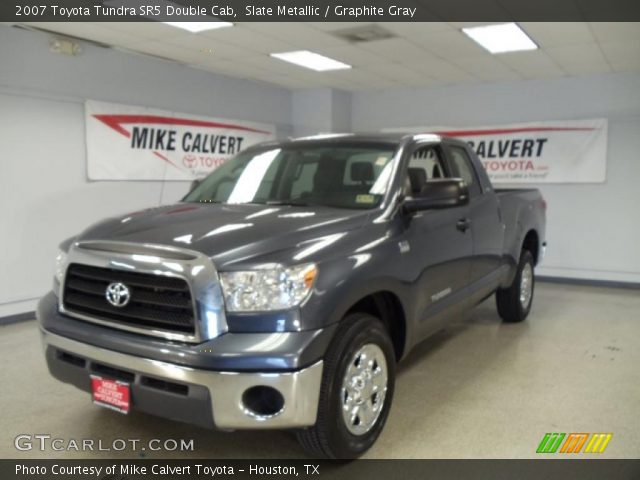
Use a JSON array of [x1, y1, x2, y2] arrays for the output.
[[403, 179, 469, 214], [190, 178, 202, 191]]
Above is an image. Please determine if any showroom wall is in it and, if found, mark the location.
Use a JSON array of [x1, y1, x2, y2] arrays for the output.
[[351, 73, 640, 284], [0, 25, 293, 317]]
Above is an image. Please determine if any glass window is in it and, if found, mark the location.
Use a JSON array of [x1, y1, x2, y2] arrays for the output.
[[290, 162, 318, 197], [405, 146, 447, 195], [183, 144, 396, 210], [448, 146, 480, 196]]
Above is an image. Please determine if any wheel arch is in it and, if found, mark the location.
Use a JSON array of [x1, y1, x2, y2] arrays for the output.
[[343, 291, 407, 361], [522, 229, 540, 265]]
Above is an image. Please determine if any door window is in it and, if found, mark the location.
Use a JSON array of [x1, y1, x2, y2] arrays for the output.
[[448, 146, 481, 197], [406, 146, 447, 195]]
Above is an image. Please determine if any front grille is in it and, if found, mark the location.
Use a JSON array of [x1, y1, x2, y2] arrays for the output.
[[63, 264, 195, 334]]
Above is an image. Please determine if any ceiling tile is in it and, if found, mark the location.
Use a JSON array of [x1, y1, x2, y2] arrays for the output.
[[589, 22, 640, 43], [196, 58, 269, 76], [359, 63, 424, 82], [99, 21, 185, 41], [322, 68, 383, 85], [162, 34, 255, 60], [21, 22, 143, 47], [358, 37, 440, 63], [562, 62, 612, 76], [310, 45, 388, 66], [409, 57, 478, 83], [496, 50, 559, 72], [544, 43, 608, 67], [599, 41, 640, 72], [120, 41, 208, 64], [414, 29, 488, 58], [242, 23, 347, 48], [448, 55, 522, 81], [498, 50, 566, 79], [201, 26, 293, 54], [232, 54, 331, 78], [520, 22, 595, 47]]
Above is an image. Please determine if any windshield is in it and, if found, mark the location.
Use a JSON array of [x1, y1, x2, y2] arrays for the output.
[[183, 144, 396, 209]]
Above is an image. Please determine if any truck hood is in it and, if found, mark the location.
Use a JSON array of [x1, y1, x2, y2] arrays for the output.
[[76, 203, 372, 268]]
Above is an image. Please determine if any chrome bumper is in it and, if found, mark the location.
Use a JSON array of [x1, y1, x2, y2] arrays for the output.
[[41, 329, 323, 430]]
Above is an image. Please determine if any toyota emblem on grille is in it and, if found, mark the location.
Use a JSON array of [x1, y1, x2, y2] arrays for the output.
[[105, 282, 131, 308]]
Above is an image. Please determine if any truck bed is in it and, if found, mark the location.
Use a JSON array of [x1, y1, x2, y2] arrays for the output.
[[495, 187, 545, 272]]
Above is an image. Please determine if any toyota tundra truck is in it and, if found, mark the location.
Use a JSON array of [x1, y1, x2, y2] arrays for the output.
[[39, 133, 546, 458]]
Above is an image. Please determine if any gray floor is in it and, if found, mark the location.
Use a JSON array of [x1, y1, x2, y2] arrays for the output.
[[1, 282, 638, 459]]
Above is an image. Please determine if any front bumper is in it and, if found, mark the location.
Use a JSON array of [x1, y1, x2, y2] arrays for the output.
[[41, 329, 324, 430]]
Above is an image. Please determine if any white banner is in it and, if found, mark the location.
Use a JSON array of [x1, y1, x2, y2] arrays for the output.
[[85, 100, 276, 180], [385, 118, 608, 184]]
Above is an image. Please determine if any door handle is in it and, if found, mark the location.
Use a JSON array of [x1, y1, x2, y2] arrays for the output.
[[456, 218, 471, 232]]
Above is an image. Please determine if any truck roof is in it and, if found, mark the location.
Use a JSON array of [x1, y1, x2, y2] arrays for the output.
[[255, 132, 466, 150]]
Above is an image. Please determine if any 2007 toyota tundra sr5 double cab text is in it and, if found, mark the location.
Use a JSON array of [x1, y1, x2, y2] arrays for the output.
[[39, 133, 546, 458]]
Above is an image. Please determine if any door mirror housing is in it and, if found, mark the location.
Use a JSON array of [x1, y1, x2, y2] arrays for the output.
[[403, 179, 469, 214]]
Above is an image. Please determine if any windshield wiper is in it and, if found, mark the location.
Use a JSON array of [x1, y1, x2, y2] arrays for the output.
[[264, 200, 310, 207]]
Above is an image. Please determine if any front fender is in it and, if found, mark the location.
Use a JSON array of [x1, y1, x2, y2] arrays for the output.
[[299, 229, 417, 357]]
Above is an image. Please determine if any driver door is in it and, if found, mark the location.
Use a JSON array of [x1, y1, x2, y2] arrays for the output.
[[401, 144, 473, 332]]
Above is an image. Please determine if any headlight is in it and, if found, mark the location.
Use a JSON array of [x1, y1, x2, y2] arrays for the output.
[[219, 263, 317, 312], [54, 249, 68, 283]]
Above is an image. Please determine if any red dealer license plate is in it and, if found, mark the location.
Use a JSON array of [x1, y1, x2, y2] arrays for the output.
[[91, 376, 130, 414]]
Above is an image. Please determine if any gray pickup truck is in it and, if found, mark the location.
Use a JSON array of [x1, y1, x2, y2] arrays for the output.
[[39, 133, 546, 458]]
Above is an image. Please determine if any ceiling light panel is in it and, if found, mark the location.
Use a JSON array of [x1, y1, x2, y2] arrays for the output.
[[462, 23, 538, 54], [162, 22, 233, 33], [270, 50, 352, 71]]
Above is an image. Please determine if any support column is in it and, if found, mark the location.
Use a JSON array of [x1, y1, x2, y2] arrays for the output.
[[291, 88, 352, 137]]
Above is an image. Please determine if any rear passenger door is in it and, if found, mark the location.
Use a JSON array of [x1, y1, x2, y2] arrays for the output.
[[444, 143, 505, 287]]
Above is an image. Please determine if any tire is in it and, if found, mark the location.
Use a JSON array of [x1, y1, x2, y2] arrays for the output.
[[297, 313, 396, 459], [496, 249, 535, 323]]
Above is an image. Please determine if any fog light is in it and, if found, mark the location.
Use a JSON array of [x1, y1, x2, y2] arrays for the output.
[[241, 386, 285, 419]]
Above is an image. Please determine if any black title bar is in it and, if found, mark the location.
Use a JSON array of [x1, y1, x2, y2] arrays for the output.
[[3, 459, 640, 480], [2, 0, 640, 22]]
